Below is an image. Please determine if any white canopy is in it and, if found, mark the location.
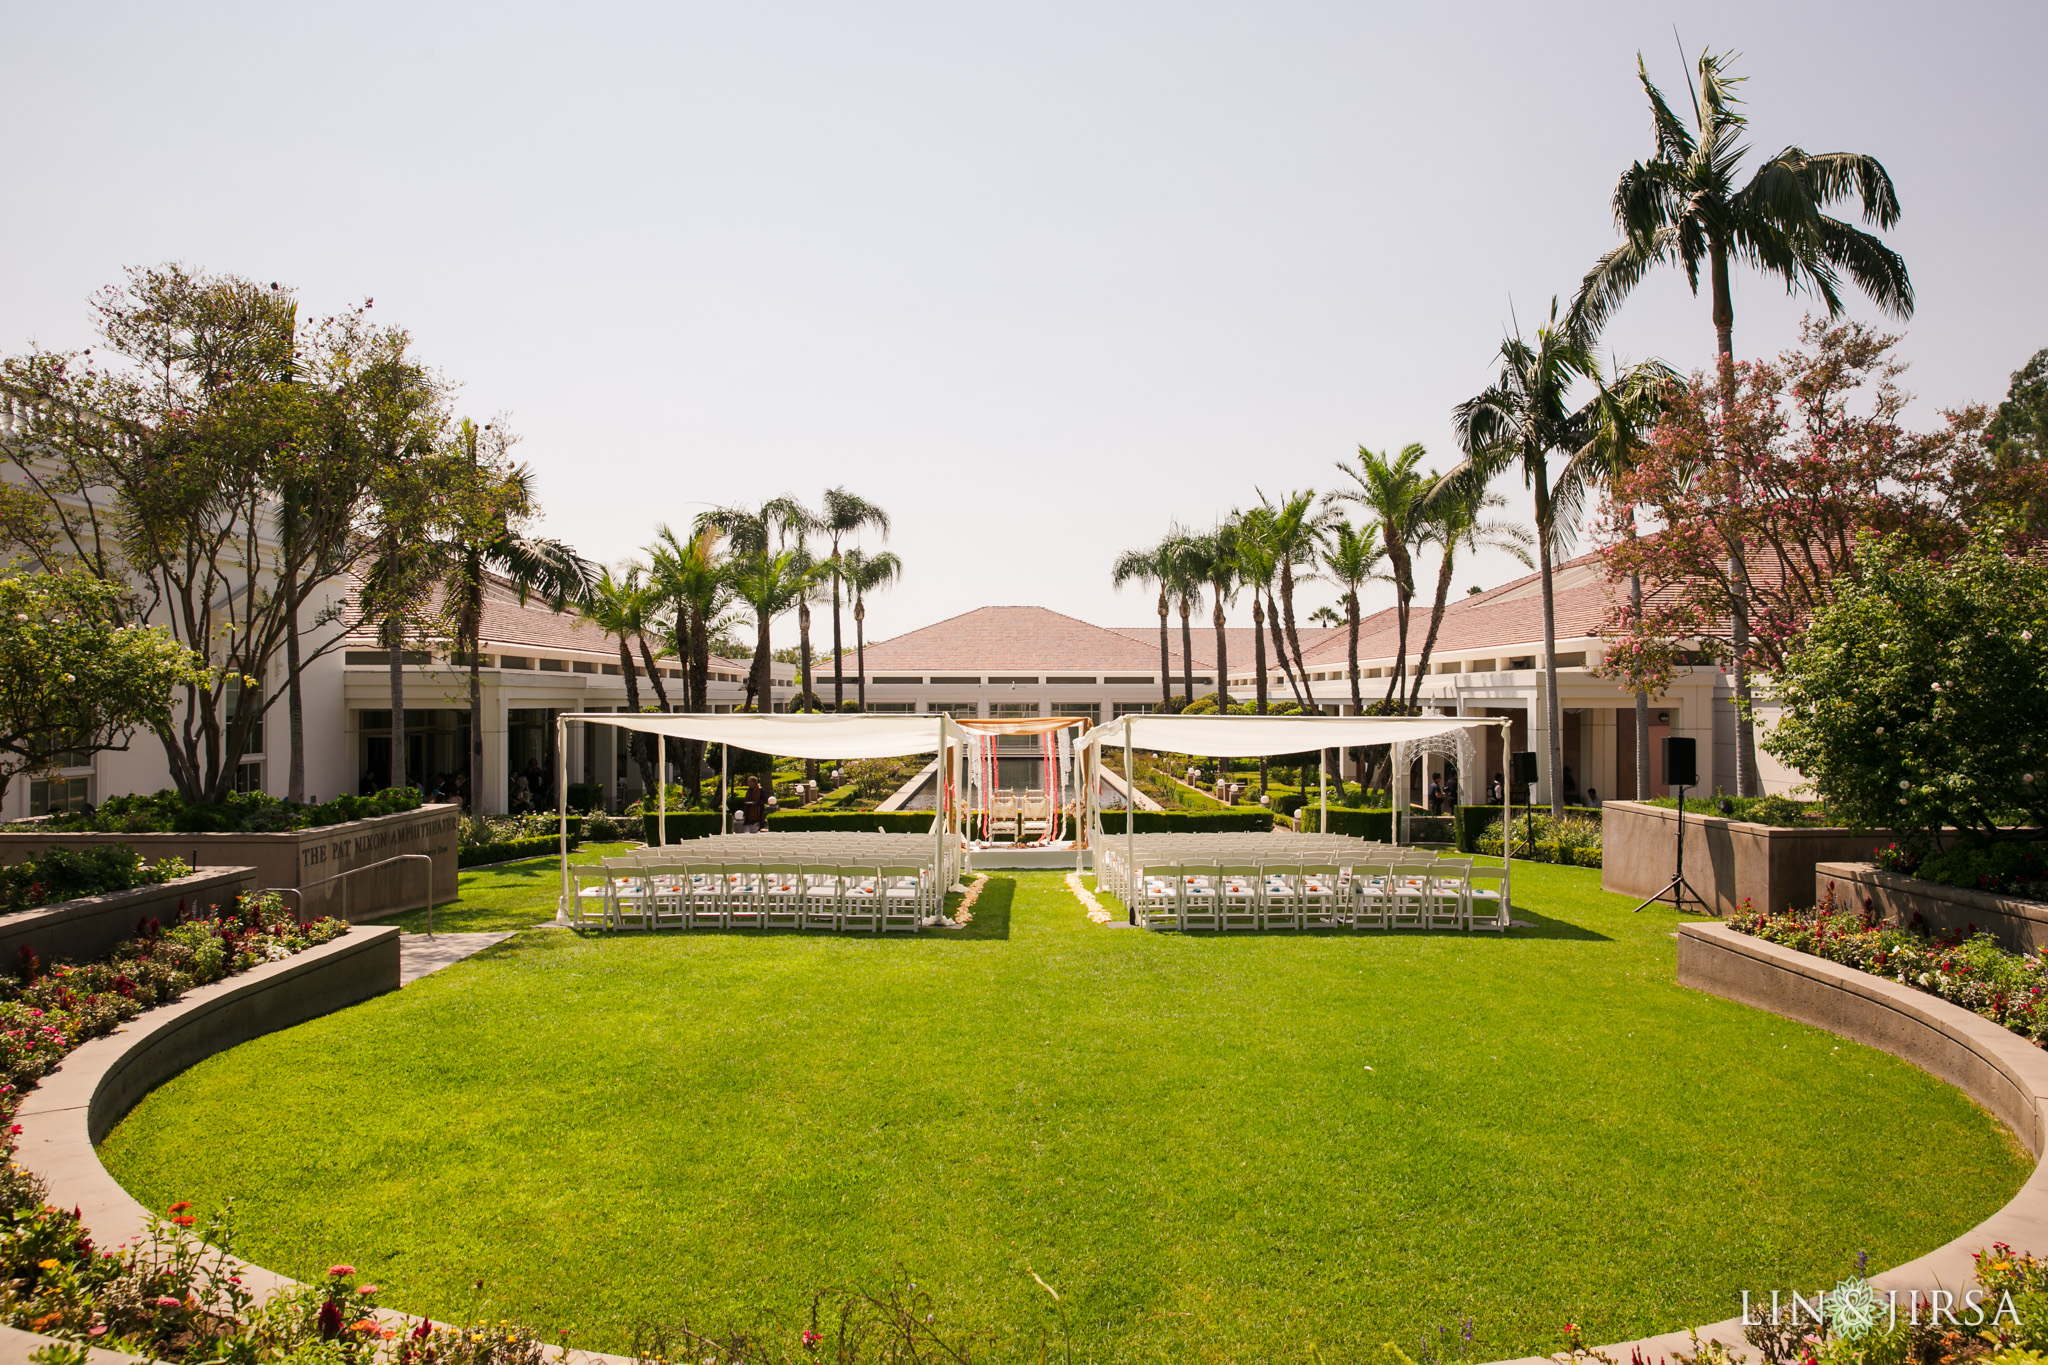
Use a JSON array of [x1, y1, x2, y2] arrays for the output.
[[558, 711, 968, 760], [1074, 712, 1505, 759]]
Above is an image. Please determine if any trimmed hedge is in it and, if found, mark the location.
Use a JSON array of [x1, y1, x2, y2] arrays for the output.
[[459, 833, 582, 868], [566, 782, 604, 813], [1100, 809, 1274, 834], [640, 812, 727, 843], [1454, 804, 1603, 853], [767, 811, 937, 833]]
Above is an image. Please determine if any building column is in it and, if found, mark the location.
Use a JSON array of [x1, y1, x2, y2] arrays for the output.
[[1528, 676, 1553, 807]]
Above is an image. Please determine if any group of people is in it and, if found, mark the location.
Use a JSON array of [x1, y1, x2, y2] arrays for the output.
[[358, 767, 472, 808]]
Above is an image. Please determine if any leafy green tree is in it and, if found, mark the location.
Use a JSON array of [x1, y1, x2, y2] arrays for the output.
[[0, 267, 409, 801], [0, 573, 208, 809], [839, 547, 902, 713], [1449, 299, 1668, 816], [1763, 531, 2048, 852], [648, 524, 732, 797]]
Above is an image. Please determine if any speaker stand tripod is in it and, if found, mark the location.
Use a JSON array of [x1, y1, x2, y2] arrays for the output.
[[1633, 781, 1710, 914]]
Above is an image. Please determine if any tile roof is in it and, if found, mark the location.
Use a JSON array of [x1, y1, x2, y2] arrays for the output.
[[858, 606, 1180, 673]]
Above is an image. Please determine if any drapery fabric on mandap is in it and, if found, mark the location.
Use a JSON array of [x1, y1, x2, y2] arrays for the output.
[[551, 712, 974, 924], [1073, 712, 1517, 928]]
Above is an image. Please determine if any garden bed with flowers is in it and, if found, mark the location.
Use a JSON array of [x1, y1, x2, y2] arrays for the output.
[[1730, 887, 2048, 1045], [0, 845, 192, 918]]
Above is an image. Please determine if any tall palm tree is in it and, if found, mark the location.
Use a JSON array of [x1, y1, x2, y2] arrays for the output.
[[1572, 48, 1911, 374], [1232, 507, 1286, 715], [1111, 539, 1177, 712], [441, 419, 595, 812], [1573, 48, 1911, 794], [648, 523, 730, 800], [840, 547, 903, 712], [1328, 444, 1429, 706], [1159, 527, 1205, 707], [1449, 301, 1670, 817], [1408, 480, 1533, 706], [1185, 523, 1240, 710], [697, 500, 810, 709], [817, 488, 890, 711], [1316, 519, 1386, 719], [793, 548, 828, 715], [580, 564, 663, 795], [1261, 489, 1328, 703]]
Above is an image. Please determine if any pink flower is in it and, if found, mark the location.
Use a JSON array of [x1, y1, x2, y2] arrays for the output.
[[329, 1264, 356, 1277], [155, 1296, 182, 1309]]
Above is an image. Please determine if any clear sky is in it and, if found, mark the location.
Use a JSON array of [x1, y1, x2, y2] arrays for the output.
[[5, 2, 2042, 647]]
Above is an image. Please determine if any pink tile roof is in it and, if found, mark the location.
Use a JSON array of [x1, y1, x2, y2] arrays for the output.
[[858, 606, 1187, 674]]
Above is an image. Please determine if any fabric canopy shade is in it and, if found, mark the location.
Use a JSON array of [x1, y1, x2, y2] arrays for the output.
[[557, 711, 969, 760], [1073, 712, 1505, 759]]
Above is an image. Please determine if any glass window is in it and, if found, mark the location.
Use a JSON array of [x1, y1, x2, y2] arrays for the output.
[[1051, 702, 1100, 722], [225, 678, 263, 755], [30, 777, 91, 815], [988, 702, 1042, 718]]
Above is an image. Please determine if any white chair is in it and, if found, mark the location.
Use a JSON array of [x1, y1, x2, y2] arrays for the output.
[[602, 856, 652, 930], [1218, 863, 1262, 932], [1138, 864, 1182, 930], [569, 863, 613, 929], [800, 866, 844, 931], [840, 868, 883, 933], [1295, 863, 1342, 929], [878, 864, 926, 933], [761, 862, 806, 929], [1429, 859, 1473, 932], [1178, 864, 1221, 931], [643, 863, 692, 930], [1350, 862, 1390, 930]]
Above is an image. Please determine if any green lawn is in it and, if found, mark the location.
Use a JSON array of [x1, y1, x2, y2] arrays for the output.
[[99, 856, 2027, 1362]]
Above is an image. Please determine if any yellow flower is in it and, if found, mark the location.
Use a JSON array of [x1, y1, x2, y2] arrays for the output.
[[36, 1259, 58, 1271]]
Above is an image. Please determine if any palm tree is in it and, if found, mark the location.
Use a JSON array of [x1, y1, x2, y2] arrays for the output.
[[1448, 301, 1671, 817], [1306, 605, 1342, 628], [1328, 444, 1429, 706], [1573, 49, 1911, 794], [1261, 489, 1328, 703], [648, 523, 730, 800], [1111, 538, 1177, 712], [817, 489, 890, 711], [840, 547, 904, 711], [1232, 507, 1285, 715], [1316, 519, 1386, 719], [1409, 479, 1533, 706], [792, 548, 828, 714], [697, 500, 810, 709], [580, 564, 663, 795], [441, 419, 595, 812], [1159, 528, 1205, 707], [1185, 523, 1240, 710], [1572, 48, 1911, 374]]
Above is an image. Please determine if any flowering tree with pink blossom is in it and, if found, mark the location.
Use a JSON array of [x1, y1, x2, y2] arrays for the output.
[[1593, 319, 2048, 791]]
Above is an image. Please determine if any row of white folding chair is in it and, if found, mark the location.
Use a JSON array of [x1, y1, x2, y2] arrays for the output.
[[1137, 862, 1346, 931], [1134, 858, 1479, 931], [578, 857, 933, 932]]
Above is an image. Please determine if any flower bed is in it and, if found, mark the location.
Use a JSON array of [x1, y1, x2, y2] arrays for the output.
[[0, 845, 190, 916], [1729, 888, 2048, 1045]]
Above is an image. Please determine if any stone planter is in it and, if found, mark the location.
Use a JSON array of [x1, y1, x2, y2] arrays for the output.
[[1817, 860, 2048, 953], [1600, 799, 1892, 915], [0, 867, 254, 966], [0, 803, 460, 923]]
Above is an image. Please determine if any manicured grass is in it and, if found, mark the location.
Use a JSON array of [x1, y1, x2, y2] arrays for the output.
[[101, 857, 2026, 1361]]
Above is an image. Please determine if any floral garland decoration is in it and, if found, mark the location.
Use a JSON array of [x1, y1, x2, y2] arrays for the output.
[[949, 873, 989, 926], [1066, 871, 1115, 925]]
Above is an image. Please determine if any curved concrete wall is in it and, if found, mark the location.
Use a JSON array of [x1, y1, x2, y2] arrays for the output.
[[0, 867, 254, 969], [1490, 924, 2048, 1365]]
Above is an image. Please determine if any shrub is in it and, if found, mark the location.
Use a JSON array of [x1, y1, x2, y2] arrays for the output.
[[458, 834, 581, 868], [23, 787, 424, 835], [1099, 809, 1274, 834], [1477, 813, 1603, 867], [1764, 529, 2048, 855], [1890, 839, 2048, 901], [1643, 793, 1827, 826], [1455, 804, 1600, 853], [0, 846, 191, 915], [768, 811, 936, 834], [565, 782, 604, 813], [639, 812, 726, 843]]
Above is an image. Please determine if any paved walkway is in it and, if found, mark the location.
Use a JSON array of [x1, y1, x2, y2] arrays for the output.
[[398, 932, 513, 985]]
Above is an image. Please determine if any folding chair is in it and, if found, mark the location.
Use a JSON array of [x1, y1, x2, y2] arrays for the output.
[[1218, 863, 1262, 932], [761, 862, 806, 929], [800, 866, 844, 931], [1295, 862, 1343, 929]]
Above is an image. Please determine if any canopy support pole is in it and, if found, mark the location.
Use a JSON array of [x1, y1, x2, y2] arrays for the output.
[[1392, 741, 1405, 846], [720, 745, 729, 834], [1124, 727, 1136, 926], [1500, 717, 1514, 927], [1319, 750, 1328, 834], [935, 718, 946, 915], [658, 743, 667, 847], [556, 714, 571, 924]]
